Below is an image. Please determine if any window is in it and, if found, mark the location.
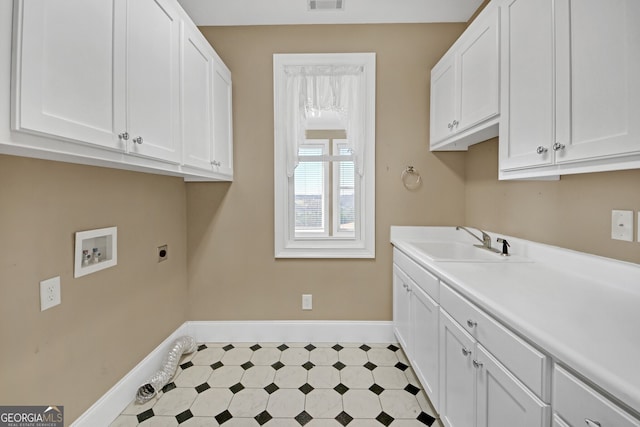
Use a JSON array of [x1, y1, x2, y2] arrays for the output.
[[274, 53, 375, 258]]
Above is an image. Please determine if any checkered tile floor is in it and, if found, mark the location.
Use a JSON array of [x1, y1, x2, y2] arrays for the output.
[[111, 342, 441, 426]]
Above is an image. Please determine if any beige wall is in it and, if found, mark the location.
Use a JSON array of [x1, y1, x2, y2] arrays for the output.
[[187, 24, 467, 321], [0, 155, 188, 423], [465, 139, 640, 264]]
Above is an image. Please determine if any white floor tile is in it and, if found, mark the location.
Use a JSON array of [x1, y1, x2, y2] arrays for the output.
[[338, 348, 368, 366], [241, 365, 276, 388], [109, 415, 138, 427], [379, 389, 423, 419], [310, 347, 339, 365], [120, 395, 158, 415], [340, 366, 375, 389], [180, 417, 222, 426], [308, 366, 340, 389], [190, 347, 225, 366], [264, 419, 302, 426], [280, 347, 310, 365], [174, 366, 214, 388], [228, 388, 269, 417], [250, 347, 281, 365], [266, 389, 305, 417], [343, 389, 382, 418], [367, 348, 399, 366], [273, 366, 307, 388], [151, 388, 198, 416], [139, 415, 178, 426], [209, 365, 244, 387], [373, 366, 410, 389], [221, 348, 254, 365], [305, 389, 343, 418], [305, 419, 344, 426], [190, 388, 233, 417]]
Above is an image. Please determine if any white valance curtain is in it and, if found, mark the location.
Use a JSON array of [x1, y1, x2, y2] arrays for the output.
[[283, 65, 365, 177]]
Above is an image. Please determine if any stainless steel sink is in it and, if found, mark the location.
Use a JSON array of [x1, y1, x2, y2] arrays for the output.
[[405, 241, 531, 262]]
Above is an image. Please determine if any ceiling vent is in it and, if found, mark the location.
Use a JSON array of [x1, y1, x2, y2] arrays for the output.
[[308, 0, 344, 11]]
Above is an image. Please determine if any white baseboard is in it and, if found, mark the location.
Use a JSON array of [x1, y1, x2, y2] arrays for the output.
[[72, 320, 394, 426]]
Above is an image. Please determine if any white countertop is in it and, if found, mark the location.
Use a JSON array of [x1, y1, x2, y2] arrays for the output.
[[390, 226, 640, 416]]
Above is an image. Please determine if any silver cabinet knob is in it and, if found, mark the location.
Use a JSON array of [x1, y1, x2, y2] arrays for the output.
[[133, 136, 143, 145], [552, 142, 565, 151], [447, 122, 453, 130], [118, 132, 129, 140], [211, 160, 221, 167], [473, 360, 483, 369], [461, 347, 472, 357], [536, 146, 548, 155], [452, 119, 459, 127], [467, 319, 477, 328], [584, 419, 601, 427]]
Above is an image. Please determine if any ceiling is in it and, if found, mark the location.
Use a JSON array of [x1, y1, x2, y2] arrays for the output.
[[177, 0, 484, 26]]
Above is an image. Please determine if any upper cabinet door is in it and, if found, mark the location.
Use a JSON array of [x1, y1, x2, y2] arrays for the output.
[[126, 0, 181, 164], [212, 58, 234, 177], [430, 57, 457, 146], [457, 10, 500, 133], [12, 0, 125, 150], [554, 0, 640, 163], [181, 22, 214, 171], [498, 0, 555, 171]]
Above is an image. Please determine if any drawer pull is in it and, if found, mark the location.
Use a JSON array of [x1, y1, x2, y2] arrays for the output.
[[585, 419, 601, 427], [467, 319, 477, 328], [461, 347, 472, 357], [473, 360, 483, 369]]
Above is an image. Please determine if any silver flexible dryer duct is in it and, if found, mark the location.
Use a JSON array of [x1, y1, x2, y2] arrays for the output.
[[135, 336, 197, 404]]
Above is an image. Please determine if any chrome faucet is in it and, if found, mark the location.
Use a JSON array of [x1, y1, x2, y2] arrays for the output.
[[456, 226, 498, 252]]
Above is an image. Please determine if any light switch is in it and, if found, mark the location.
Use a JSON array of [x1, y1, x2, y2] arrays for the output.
[[611, 210, 633, 241]]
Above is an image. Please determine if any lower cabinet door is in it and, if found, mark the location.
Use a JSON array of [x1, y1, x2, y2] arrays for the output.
[[411, 283, 440, 411], [393, 266, 412, 355], [475, 345, 550, 427], [439, 309, 476, 427]]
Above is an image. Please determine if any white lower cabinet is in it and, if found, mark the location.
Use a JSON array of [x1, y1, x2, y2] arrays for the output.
[[439, 309, 550, 427], [553, 365, 640, 427]]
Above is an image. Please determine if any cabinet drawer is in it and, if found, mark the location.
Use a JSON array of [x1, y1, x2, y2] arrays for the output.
[[554, 365, 640, 427], [393, 248, 439, 301], [440, 283, 550, 401]]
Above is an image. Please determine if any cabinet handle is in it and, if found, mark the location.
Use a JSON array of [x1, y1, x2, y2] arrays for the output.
[[461, 347, 472, 357], [552, 142, 565, 151], [585, 420, 601, 427], [452, 120, 459, 127], [118, 132, 129, 141], [466, 319, 477, 328], [473, 360, 483, 369], [211, 160, 221, 167], [536, 146, 548, 155], [133, 136, 143, 145], [447, 122, 453, 130]]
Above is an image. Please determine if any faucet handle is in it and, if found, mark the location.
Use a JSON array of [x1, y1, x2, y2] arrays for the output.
[[497, 238, 510, 256]]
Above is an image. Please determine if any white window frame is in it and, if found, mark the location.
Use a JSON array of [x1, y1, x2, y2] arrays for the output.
[[274, 53, 376, 258]]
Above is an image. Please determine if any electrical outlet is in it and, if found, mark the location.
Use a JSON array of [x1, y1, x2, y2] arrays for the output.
[[40, 276, 61, 311], [302, 294, 312, 310], [158, 244, 168, 262]]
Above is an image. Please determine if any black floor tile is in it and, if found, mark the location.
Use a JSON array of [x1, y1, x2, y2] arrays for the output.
[[418, 411, 437, 425], [137, 409, 154, 423], [376, 411, 394, 426], [176, 409, 193, 424]]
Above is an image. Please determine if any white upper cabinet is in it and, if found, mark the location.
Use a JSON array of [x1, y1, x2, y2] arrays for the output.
[[499, 0, 640, 179], [212, 57, 234, 177], [10, 0, 233, 181], [126, 0, 181, 164], [181, 22, 215, 171], [12, 0, 125, 151], [430, 2, 500, 151]]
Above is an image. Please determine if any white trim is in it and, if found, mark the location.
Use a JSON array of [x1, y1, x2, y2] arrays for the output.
[[274, 53, 376, 259], [72, 320, 394, 426]]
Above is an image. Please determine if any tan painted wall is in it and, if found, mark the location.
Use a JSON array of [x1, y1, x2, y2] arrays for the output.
[[0, 155, 188, 423], [465, 139, 640, 264], [187, 24, 467, 321]]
